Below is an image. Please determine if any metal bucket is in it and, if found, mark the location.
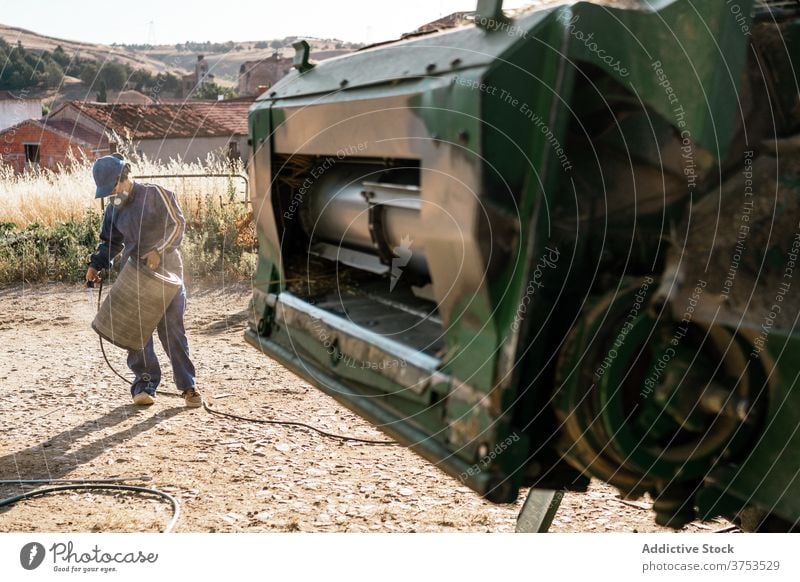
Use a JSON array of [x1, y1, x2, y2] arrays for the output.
[[92, 258, 182, 351]]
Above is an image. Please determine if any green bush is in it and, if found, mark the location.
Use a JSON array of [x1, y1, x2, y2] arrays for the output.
[[182, 182, 256, 281], [0, 212, 100, 284], [0, 190, 256, 286]]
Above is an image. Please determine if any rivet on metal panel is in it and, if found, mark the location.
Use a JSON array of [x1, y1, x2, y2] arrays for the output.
[[330, 339, 341, 366], [477, 442, 490, 459]]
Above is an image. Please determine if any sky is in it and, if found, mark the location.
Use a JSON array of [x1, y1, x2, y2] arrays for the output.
[[0, 0, 536, 46]]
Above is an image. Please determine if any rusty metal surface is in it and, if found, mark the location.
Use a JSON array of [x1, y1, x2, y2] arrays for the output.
[[659, 149, 800, 333]]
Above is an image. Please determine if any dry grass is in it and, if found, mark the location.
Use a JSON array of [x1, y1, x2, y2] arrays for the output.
[[0, 150, 247, 228], [0, 148, 256, 284]]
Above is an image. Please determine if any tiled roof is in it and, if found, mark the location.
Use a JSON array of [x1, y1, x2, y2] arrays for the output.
[[190, 101, 252, 136], [53, 100, 251, 140], [109, 90, 154, 104], [0, 117, 108, 148]]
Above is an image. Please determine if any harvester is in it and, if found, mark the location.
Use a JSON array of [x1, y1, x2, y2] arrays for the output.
[[244, 0, 800, 531]]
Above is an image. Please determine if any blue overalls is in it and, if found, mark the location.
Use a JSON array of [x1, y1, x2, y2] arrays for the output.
[[90, 182, 196, 397]]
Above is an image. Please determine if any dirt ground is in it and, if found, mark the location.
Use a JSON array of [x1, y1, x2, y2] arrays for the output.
[[0, 283, 732, 533]]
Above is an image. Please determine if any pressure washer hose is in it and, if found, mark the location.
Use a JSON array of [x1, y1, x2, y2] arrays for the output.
[[0, 282, 182, 533], [0, 477, 180, 533], [5, 253, 396, 534], [95, 278, 138, 387], [93, 276, 396, 446], [201, 403, 397, 445]]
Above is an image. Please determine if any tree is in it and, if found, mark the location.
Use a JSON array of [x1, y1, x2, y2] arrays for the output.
[[96, 62, 126, 91], [161, 73, 179, 93], [79, 61, 99, 88], [52, 45, 71, 69], [0, 38, 169, 93], [194, 82, 237, 100], [270, 39, 282, 49], [129, 69, 153, 92], [97, 83, 108, 102], [43, 61, 64, 88]]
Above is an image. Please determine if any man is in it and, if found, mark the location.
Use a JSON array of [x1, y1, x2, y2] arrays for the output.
[[86, 154, 202, 408]]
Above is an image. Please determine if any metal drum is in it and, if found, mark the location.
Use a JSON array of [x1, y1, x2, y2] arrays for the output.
[[92, 258, 182, 351]]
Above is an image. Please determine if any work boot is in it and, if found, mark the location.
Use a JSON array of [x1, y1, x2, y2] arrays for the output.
[[183, 389, 202, 408], [133, 392, 155, 406]]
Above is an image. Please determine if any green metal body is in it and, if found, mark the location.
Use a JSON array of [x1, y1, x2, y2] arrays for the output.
[[245, 0, 800, 529]]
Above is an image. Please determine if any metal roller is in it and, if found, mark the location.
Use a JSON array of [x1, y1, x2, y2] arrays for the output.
[[300, 165, 429, 277]]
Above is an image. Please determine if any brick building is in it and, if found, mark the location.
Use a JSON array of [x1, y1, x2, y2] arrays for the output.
[[238, 49, 351, 96], [0, 95, 252, 173], [49, 99, 251, 163], [181, 55, 215, 96], [238, 53, 293, 96], [0, 117, 109, 173]]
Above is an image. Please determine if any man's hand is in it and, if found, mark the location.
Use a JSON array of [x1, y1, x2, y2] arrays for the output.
[[143, 250, 161, 270], [86, 266, 101, 284]]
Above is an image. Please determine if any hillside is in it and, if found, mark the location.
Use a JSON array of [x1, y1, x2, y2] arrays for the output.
[[0, 23, 357, 85], [141, 45, 355, 82], [0, 23, 180, 76]]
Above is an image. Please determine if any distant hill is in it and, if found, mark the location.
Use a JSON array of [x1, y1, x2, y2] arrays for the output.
[[0, 23, 181, 76], [0, 23, 359, 85], [140, 43, 357, 82]]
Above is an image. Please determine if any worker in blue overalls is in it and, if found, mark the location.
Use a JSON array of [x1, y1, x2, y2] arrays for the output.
[[85, 154, 202, 408]]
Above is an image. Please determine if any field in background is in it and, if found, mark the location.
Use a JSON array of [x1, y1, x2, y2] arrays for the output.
[[0, 151, 256, 285], [0, 22, 357, 92]]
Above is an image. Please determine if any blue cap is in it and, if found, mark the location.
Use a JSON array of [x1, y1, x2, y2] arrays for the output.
[[92, 155, 125, 198]]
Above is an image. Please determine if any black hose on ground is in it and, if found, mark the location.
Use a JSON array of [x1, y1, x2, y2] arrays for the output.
[[200, 400, 397, 445], [4, 282, 176, 533], [0, 483, 181, 533], [94, 275, 397, 446]]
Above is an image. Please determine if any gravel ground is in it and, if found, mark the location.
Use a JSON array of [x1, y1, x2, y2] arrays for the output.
[[0, 282, 731, 533]]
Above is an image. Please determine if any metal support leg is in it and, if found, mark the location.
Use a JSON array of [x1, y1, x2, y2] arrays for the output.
[[515, 489, 564, 533]]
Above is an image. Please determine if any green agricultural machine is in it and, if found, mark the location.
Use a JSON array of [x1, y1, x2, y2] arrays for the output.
[[245, 0, 800, 531]]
